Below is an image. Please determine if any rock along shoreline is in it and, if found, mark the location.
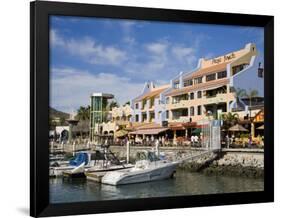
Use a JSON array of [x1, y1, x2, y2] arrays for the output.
[[178, 151, 264, 178]]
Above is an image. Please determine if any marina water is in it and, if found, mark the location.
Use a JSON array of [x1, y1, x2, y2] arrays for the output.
[[50, 169, 264, 203]]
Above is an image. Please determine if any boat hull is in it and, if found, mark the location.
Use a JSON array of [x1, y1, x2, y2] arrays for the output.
[[102, 162, 177, 185]]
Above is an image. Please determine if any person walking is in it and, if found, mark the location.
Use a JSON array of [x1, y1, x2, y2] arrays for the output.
[[191, 135, 194, 146], [155, 139, 160, 157]]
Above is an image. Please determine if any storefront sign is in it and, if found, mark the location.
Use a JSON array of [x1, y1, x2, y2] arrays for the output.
[[211, 53, 236, 64]]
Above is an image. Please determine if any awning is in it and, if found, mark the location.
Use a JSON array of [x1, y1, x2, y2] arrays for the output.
[[115, 129, 129, 138], [169, 126, 185, 130], [129, 128, 169, 135], [168, 122, 197, 130]]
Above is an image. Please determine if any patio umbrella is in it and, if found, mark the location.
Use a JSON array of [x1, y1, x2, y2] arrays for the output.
[[257, 125, 264, 130], [228, 124, 248, 132]]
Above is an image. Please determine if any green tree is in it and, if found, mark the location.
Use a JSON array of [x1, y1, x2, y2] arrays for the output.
[[234, 88, 246, 108], [75, 106, 91, 139], [245, 89, 259, 108], [244, 89, 259, 145], [221, 112, 239, 134], [108, 101, 119, 110], [59, 117, 66, 126], [76, 105, 90, 121]]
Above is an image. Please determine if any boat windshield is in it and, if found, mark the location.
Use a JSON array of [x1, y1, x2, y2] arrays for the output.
[[147, 152, 160, 162]]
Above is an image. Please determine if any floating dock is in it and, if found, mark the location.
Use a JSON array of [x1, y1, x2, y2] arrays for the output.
[[85, 171, 107, 183]]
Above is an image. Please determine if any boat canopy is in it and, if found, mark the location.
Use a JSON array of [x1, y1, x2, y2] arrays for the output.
[[69, 152, 89, 166]]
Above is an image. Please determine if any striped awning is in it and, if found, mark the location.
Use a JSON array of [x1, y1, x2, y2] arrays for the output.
[[129, 128, 169, 135]]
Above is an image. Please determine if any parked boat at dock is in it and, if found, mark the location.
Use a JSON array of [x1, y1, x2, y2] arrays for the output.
[[49, 152, 92, 177], [50, 145, 133, 177], [101, 151, 178, 185]]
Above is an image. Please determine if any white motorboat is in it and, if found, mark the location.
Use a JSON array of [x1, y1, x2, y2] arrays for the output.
[[101, 151, 178, 185], [49, 152, 92, 177], [50, 147, 133, 177]]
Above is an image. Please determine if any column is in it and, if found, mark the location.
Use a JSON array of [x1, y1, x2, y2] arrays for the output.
[[251, 123, 255, 138], [173, 130, 177, 146]]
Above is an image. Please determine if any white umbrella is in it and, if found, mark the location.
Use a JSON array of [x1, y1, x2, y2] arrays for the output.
[[228, 124, 248, 132]]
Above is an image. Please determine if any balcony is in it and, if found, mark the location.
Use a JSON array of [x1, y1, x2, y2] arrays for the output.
[[168, 100, 190, 109], [205, 93, 233, 104], [141, 104, 148, 111]]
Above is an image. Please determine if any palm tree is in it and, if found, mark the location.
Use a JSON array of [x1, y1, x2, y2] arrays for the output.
[[221, 112, 239, 148], [76, 106, 90, 121], [75, 106, 90, 138], [221, 112, 239, 132], [245, 89, 259, 109], [244, 89, 259, 145], [108, 101, 119, 110], [233, 88, 246, 108]]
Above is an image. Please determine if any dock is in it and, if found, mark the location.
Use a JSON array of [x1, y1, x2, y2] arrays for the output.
[[85, 171, 107, 183]]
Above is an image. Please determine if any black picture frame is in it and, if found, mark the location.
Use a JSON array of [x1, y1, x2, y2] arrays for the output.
[[30, 1, 274, 217]]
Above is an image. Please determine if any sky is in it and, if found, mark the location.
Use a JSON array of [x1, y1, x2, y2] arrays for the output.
[[50, 16, 264, 113]]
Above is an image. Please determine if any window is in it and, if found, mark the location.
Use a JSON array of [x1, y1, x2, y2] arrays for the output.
[[184, 79, 193, 87], [174, 82, 180, 89], [229, 87, 235, 93], [258, 62, 264, 78], [93, 96, 102, 111], [135, 103, 139, 109], [190, 92, 194, 100], [232, 64, 249, 75], [166, 97, 170, 104], [142, 113, 147, 122], [197, 91, 202, 98], [206, 73, 216, 82], [150, 98, 154, 108], [194, 77, 202, 84], [185, 108, 189, 116], [158, 111, 162, 119], [197, 105, 202, 115], [135, 114, 139, 122], [217, 71, 227, 79], [142, 99, 147, 109], [190, 107, 194, 116], [166, 110, 169, 119]]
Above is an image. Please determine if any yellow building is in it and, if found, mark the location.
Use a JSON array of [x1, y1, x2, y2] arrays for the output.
[[98, 43, 264, 140], [131, 43, 263, 126]]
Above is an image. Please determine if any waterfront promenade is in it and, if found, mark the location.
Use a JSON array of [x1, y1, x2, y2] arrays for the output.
[[49, 142, 264, 178]]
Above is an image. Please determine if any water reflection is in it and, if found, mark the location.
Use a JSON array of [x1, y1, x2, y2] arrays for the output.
[[50, 170, 264, 203]]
